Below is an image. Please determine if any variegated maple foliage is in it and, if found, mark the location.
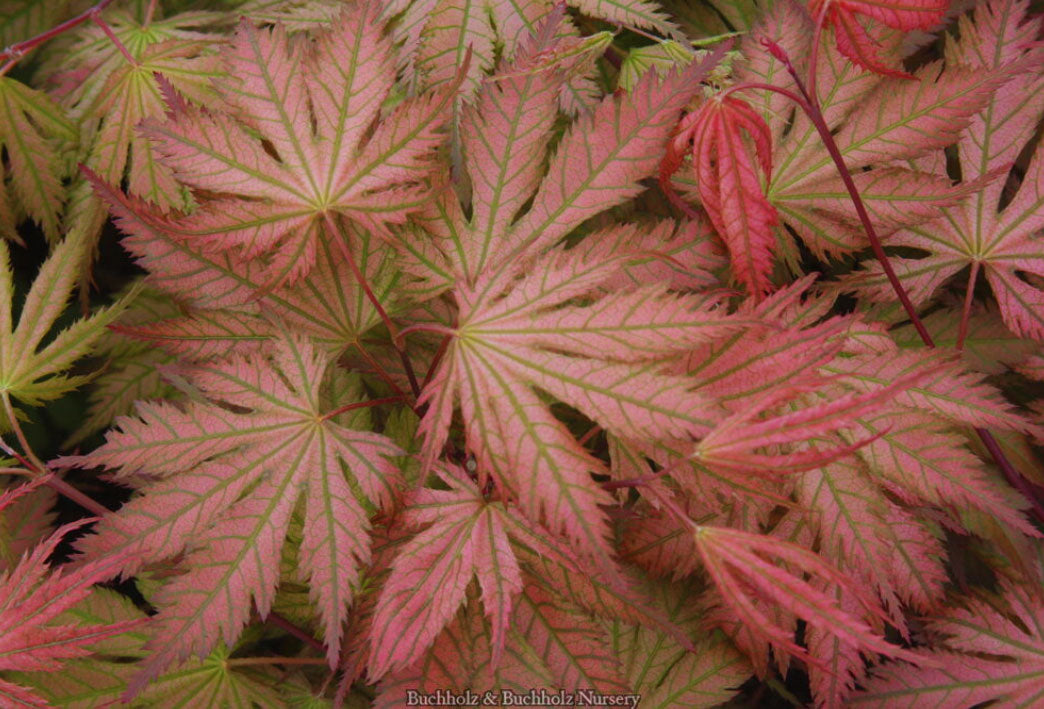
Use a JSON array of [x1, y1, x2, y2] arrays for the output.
[[0, 0, 1043, 707]]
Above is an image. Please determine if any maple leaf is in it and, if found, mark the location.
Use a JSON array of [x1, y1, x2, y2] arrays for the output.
[[40, 7, 225, 247], [0, 480, 142, 707], [853, 579, 1044, 707], [0, 76, 76, 243], [692, 524, 928, 670], [408, 37, 731, 571], [607, 579, 751, 707], [808, 0, 948, 77], [8, 587, 298, 708], [87, 171, 406, 363], [368, 465, 523, 678], [420, 244, 732, 572], [141, 3, 459, 286], [846, 0, 1044, 340], [0, 227, 134, 417], [62, 332, 403, 689], [385, 0, 680, 104], [662, 95, 779, 296]]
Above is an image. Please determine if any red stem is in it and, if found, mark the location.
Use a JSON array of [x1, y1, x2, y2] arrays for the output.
[[956, 260, 980, 351], [351, 342, 409, 402], [0, 0, 119, 75], [2, 393, 112, 517], [91, 12, 137, 66], [601, 452, 693, 491], [760, 40, 936, 345], [265, 610, 326, 654], [741, 39, 1044, 525], [143, 0, 159, 26], [322, 396, 403, 421], [423, 334, 452, 389], [324, 213, 422, 399]]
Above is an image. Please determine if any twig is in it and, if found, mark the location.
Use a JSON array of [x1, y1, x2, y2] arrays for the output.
[[325, 213, 422, 400], [90, 11, 137, 66], [322, 396, 404, 421], [740, 38, 1044, 525], [1, 393, 111, 517], [0, 0, 119, 76], [957, 261, 980, 351], [143, 0, 159, 27], [266, 611, 326, 654]]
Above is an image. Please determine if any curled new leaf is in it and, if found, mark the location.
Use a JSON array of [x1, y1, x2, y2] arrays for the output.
[[693, 524, 929, 669], [808, 0, 949, 77], [662, 95, 779, 297]]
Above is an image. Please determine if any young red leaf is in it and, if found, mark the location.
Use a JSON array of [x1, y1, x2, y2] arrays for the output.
[[693, 524, 929, 669], [663, 95, 779, 297], [808, 0, 948, 77]]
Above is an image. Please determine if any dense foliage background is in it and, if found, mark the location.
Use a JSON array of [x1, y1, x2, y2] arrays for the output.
[[1, 0, 1044, 706]]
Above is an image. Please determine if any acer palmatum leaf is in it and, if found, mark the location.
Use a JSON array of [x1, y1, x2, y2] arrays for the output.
[[0, 225, 135, 413], [40, 9, 226, 250], [845, 0, 1044, 340], [854, 579, 1044, 707], [0, 483, 142, 707], [693, 525, 929, 670], [412, 44, 733, 574], [808, 0, 948, 77], [141, 2, 458, 287], [61, 333, 402, 689], [662, 95, 779, 297], [368, 465, 523, 679], [88, 172, 403, 356], [387, 0, 681, 105], [0, 76, 75, 243], [420, 245, 730, 575]]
